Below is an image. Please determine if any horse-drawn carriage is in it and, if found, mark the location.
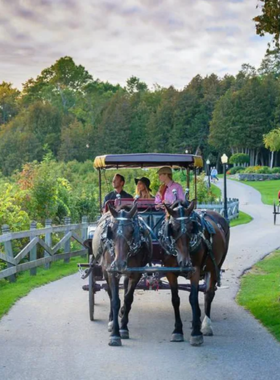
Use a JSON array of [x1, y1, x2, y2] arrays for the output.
[[78, 153, 230, 346]]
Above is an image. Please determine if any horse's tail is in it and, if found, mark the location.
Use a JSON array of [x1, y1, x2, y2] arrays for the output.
[[216, 215, 230, 270], [203, 210, 230, 269]]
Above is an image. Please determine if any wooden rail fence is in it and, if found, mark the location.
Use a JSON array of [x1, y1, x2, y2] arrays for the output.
[[0, 216, 89, 282], [197, 198, 239, 220]]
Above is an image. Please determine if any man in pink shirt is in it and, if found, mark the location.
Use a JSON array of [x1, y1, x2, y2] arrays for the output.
[[155, 167, 185, 207]]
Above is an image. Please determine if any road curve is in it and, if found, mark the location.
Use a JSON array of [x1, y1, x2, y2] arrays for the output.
[[1, 179, 280, 380]]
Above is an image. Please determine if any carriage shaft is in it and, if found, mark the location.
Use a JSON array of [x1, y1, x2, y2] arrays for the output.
[[108, 266, 195, 274]]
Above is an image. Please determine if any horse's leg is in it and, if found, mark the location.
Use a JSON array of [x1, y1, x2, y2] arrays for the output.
[[119, 273, 141, 339], [107, 274, 122, 346], [103, 271, 114, 332], [119, 275, 129, 318], [189, 270, 203, 346], [201, 271, 216, 336], [166, 272, 184, 342]]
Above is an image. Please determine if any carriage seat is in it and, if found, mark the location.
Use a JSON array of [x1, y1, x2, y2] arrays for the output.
[[104, 198, 165, 239]]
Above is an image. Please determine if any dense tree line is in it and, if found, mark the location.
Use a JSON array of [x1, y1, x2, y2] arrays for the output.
[[1, 53, 280, 177]]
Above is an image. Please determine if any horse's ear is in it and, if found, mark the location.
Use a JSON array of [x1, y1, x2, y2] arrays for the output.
[[185, 199, 195, 216], [164, 203, 176, 217], [171, 200, 180, 209], [127, 202, 138, 219], [108, 204, 118, 219]]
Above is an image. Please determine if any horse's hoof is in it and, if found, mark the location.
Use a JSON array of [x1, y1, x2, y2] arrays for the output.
[[190, 334, 203, 346], [170, 333, 184, 342], [120, 329, 129, 339], [201, 316, 213, 336], [108, 336, 122, 346], [202, 328, 213, 336], [108, 321, 113, 332]]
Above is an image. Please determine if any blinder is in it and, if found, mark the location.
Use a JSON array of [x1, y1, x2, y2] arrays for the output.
[[102, 212, 148, 260], [159, 205, 194, 257], [106, 225, 113, 240], [191, 220, 200, 235]]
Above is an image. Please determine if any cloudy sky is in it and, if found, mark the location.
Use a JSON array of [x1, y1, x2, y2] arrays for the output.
[[0, 0, 271, 90]]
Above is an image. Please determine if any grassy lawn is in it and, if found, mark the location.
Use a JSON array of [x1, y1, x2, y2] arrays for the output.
[[237, 250, 280, 342], [0, 256, 85, 320], [237, 179, 280, 205], [230, 211, 252, 227], [210, 183, 221, 199], [210, 184, 252, 227]]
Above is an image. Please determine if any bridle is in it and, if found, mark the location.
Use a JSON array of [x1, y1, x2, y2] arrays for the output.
[[103, 211, 148, 259], [159, 205, 193, 257]]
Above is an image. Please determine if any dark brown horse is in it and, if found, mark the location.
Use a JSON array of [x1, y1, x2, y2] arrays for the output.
[[91, 203, 152, 346], [159, 200, 230, 346]]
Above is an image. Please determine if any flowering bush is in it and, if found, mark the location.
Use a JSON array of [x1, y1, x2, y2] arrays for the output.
[[244, 166, 264, 173]]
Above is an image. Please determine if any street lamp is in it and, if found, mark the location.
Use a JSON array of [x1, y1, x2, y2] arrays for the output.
[[206, 159, 210, 188], [221, 153, 228, 221]]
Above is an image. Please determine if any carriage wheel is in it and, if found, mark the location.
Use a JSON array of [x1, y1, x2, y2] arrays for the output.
[[89, 267, 95, 321]]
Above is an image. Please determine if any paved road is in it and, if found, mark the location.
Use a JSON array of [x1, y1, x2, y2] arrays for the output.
[[1, 179, 280, 380]]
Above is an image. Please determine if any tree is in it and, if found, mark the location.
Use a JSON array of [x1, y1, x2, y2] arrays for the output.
[[22, 56, 93, 112], [58, 120, 94, 161], [126, 76, 148, 94], [0, 101, 65, 174], [0, 82, 20, 124], [263, 128, 280, 167], [229, 153, 250, 166], [258, 49, 280, 77], [209, 74, 279, 165], [0, 184, 30, 231], [253, 0, 280, 49], [147, 86, 178, 153]]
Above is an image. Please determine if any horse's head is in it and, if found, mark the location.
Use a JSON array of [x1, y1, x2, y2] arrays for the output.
[[163, 200, 195, 268], [106, 203, 138, 272]]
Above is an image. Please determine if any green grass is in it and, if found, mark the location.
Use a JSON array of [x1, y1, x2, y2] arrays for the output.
[[210, 184, 252, 227], [238, 179, 280, 205], [210, 183, 221, 199], [237, 250, 280, 342], [0, 256, 86, 320], [230, 211, 252, 227]]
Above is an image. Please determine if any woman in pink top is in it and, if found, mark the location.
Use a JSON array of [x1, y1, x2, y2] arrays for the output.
[[155, 167, 185, 207]]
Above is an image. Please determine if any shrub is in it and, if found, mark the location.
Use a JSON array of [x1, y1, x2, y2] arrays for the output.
[[228, 166, 245, 175], [271, 167, 280, 174], [229, 153, 250, 165], [244, 166, 262, 173], [256, 166, 271, 174]]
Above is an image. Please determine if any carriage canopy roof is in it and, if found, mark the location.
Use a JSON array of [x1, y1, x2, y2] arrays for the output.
[[93, 153, 203, 169]]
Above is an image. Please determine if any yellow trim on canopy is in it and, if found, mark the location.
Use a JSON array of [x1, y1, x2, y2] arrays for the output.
[[193, 156, 203, 168], [93, 155, 107, 168], [93, 154, 203, 169]]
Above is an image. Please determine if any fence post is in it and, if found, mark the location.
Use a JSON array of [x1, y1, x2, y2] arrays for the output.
[[44, 219, 52, 270], [2, 224, 16, 283], [64, 217, 71, 263], [81, 216, 88, 257], [29, 221, 37, 276], [82, 216, 88, 241]]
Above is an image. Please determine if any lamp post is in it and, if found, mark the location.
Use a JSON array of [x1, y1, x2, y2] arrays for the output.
[[221, 153, 228, 221], [206, 159, 210, 188]]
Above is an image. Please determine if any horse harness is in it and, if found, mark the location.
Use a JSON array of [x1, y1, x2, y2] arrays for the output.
[[100, 211, 151, 261], [158, 207, 223, 285]]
